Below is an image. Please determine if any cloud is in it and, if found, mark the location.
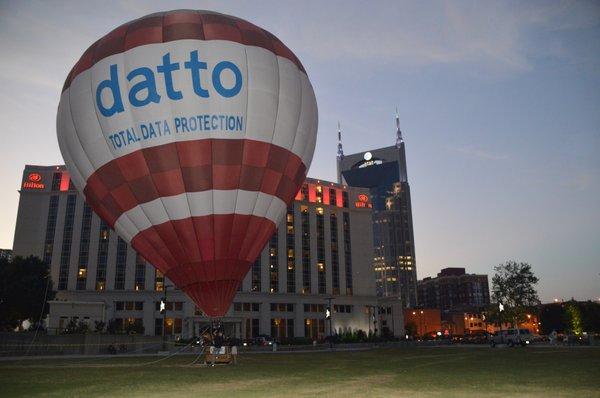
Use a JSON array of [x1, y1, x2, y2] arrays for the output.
[[269, 0, 600, 74]]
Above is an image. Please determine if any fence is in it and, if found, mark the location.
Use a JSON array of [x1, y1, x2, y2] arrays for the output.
[[0, 332, 172, 357]]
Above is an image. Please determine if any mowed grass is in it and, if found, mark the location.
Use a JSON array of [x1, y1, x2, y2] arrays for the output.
[[0, 346, 599, 397]]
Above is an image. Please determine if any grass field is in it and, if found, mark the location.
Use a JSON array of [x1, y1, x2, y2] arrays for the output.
[[0, 346, 599, 397]]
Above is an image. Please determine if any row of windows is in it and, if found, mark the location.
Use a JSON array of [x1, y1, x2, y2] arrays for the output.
[[304, 303, 325, 313], [296, 183, 350, 209], [233, 302, 352, 315], [154, 301, 184, 311], [270, 303, 294, 312], [115, 301, 144, 311], [233, 302, 260, 312], [333, 304, 353, 314], [44, 194, 354, 295]]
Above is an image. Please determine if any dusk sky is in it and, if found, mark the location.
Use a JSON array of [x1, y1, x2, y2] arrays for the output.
[[0, 0, 598, 302]]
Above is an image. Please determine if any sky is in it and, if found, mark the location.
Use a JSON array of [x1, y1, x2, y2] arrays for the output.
[[0, 0, 598, 302]]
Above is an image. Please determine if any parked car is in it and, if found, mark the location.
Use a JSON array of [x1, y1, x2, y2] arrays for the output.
[[490, 328, 533, 347], [253, 335, 278, 346]]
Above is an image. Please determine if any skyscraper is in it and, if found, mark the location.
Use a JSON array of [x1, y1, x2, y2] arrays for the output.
[[337, 114, 418, 307]]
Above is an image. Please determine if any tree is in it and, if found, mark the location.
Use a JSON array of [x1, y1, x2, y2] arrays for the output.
[[491, 260, 540, 328], [0, 256, 55, 331], [405, 322, 417, 337], [62, 319, 90, 334], [565, 301, 583, 335]]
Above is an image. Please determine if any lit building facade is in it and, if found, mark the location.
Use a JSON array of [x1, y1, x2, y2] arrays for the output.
[[403, 308, 441, 337], [417, 267, 490, 312], [336, 117, 418, 307], [12, 165, 378, 339]]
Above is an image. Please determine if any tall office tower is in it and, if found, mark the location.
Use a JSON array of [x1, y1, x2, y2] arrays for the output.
[[336, 114, 418, 307]]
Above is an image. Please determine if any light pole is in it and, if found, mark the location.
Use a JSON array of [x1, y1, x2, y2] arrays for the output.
[[161, 284, 173, 351], [325, 297, 333, 349], [498, 302, 504, 344]]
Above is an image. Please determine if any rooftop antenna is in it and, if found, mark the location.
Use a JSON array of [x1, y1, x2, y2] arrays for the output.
[[337, 121, 344, 160], [395, 108, 403, 148]]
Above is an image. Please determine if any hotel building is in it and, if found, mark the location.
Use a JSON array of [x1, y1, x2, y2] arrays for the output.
[[12, 165, 379, 339]]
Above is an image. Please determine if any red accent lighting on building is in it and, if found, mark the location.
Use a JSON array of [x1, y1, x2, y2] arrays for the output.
[[59, 172, 71, 192]]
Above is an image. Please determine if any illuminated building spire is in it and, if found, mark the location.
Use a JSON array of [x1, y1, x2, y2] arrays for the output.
[[337, 121, 344, 160], [395, 108, 403, 148]]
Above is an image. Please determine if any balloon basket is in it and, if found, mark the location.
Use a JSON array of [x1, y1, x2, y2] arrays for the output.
[[204, 346, 234, 366]]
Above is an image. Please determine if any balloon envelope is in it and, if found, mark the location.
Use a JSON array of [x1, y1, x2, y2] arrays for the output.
[[56, 10, 318, 317]]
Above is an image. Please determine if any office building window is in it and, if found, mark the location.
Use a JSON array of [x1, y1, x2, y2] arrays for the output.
[[43, 195, 59, 265], [342, 191, 349, 208], [301, 184, 309, 201], [327, 188, 335, 206], [316, 207, 326, 294], [58, 194, 76, 290], [114, 237, 127, 290], [244, 318, 260, 339], [51, 172, 61, 191], [315, 185, 323, 204], [76, 204, 92, 290], [156, 318, 182, 336], [155, 269, 164, 291], [330, 212, 340, 295], [271, 318, 294, 340], [286, 209, 295, 293], [343, 212, 353, 295], [134, 254, 145, 291], [301, 205, 311, 294], [269, 232, 278, 293], [304, 319, 325, 339], [251, 257, 261, 292], [95, 220, 110, 291]]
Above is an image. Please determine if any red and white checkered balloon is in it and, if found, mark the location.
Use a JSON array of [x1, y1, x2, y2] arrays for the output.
[[57, 10, 318, 317]]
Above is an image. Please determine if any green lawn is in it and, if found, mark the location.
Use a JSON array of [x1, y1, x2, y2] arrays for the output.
[[0, 347, 599, 397]]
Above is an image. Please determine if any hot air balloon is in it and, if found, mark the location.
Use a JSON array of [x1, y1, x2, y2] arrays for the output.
[[56, 10, 318, 317]]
